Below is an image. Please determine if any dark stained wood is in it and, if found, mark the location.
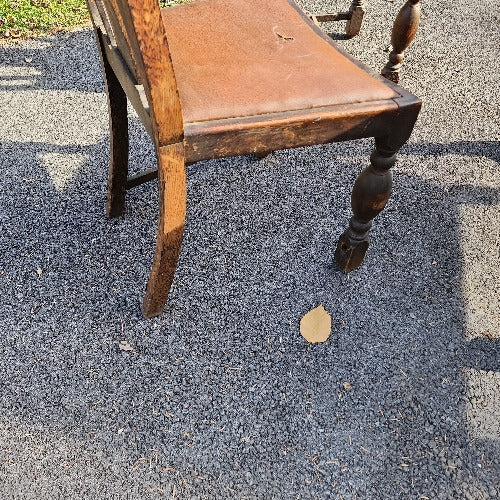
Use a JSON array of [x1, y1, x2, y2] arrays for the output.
[[97, 0, 137, 76], [377, 94, 422, 154], [334, 99, 421, 271], [94, 28, 129, 218], [142, 143, 186, 318], [85, 0, 422, 316], [100, 41, 153, 138], [382, 0, 422, 83], [88, 1, 151, 135], [335, 145, 396, 271], [184, 100, 400, 164], [126, 167, 158, 189]]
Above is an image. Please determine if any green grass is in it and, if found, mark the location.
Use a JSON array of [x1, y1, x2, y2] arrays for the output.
[[0, 0, 190, 40], [0, 0, 89, 39]]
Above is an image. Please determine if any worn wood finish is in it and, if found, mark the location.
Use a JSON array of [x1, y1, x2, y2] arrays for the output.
[[335, 100, 420, 270], [142, 143, 186, 318], [92, 0, 184, 143], [335, 145, 395, 271], [86, 2, 132, 218], [184, 100, 400, 164], [382, 0, 422, 83], [100, 41, 153, 138], [184, 93, 421, 164], [96, 29, 129, 218], [89, 1, 150, 131], [85, 0, 422, 316], [113, 0, 184, 146], [345, 0, 366, 38]]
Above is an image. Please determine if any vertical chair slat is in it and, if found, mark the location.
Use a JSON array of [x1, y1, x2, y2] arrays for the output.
[[100, 0, 138, 78], [113, 0, 184, 146]]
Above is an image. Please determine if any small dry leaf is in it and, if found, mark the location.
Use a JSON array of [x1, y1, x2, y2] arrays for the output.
[[343, 381, 352, 392], [119, 340, 134, 352], [300, 304, 332, 344]]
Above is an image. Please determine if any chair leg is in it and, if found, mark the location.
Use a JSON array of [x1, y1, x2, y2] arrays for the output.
[[335, 139, 398, 272], [142, 143, 186, 318], [345, 0, 366, 38], [253, 151, 269, 160], [382, 0, 422, 83], [99, 36, 129, 218]]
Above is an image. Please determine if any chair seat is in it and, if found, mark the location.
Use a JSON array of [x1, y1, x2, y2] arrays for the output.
[[161, 0, 399, 125], [85, 0, 422, 317]]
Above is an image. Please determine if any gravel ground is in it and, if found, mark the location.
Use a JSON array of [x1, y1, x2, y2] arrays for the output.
[[0, 0, 499, 498]]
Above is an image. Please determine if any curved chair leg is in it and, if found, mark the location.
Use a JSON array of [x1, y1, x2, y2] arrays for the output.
[[142, 143, 186, 318], [335, 138, 398, 271], [345, 0, 366, 38], [97, 31, 129, 218]]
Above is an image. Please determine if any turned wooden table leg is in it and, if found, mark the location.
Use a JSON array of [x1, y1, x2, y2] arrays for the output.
[[335, 139, 398, 272], [96, 30, 129, 218], [346, 0, 366, 38], [142, 143, 186, 318], [382, 0, 421, 83]]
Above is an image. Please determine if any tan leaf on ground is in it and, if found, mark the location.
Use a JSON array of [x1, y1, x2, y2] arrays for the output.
[[300, 304, 332, 344]]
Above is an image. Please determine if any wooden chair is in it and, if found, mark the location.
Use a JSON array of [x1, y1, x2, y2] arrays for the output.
[[310, 0, 366, 39], [86, 0, 422, 318]]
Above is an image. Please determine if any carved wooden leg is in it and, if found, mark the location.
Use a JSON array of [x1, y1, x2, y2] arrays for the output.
[[97, 31, 129, 218], [335, 140, 398, 272], [382, 0, 422, 83], [345, 0, 366, 38], [142, 143, 186, 318]]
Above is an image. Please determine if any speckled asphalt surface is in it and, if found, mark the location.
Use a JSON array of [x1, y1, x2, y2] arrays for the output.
[[0, 0, 499, 498]]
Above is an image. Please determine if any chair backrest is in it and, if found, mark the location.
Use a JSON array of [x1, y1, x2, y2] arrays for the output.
[[88, 0, 184, 146]]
